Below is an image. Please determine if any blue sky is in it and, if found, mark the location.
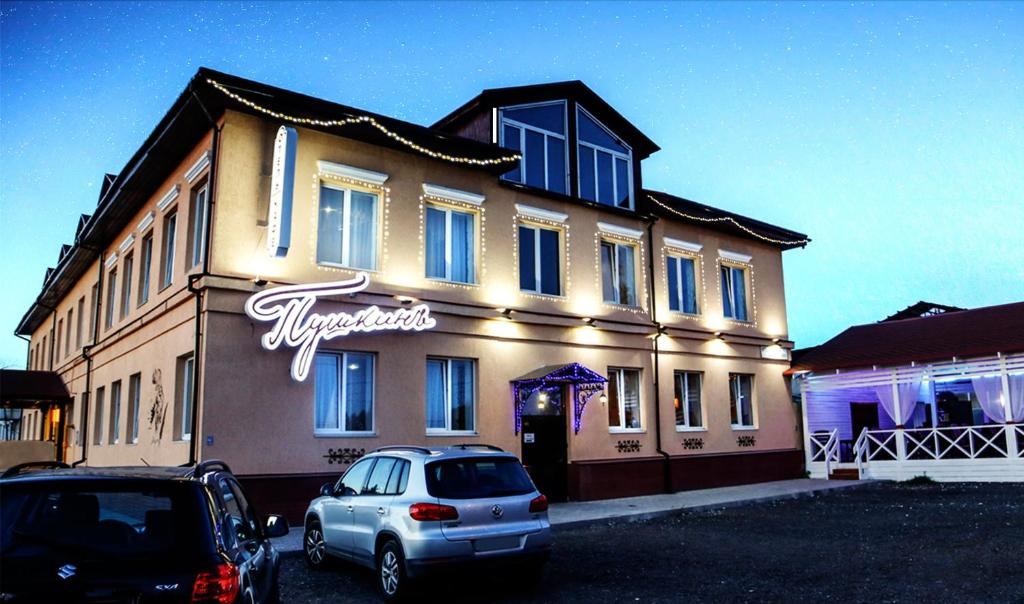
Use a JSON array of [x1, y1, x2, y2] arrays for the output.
[[1, 1, 1021, 368]]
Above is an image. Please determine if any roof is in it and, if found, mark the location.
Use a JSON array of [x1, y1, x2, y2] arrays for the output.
[[789, 301, 1024, 373], [0, 370, 72, 405], [643, 190, 811, 250], [881, 301, 966, 322], [511, 363, 608, 384]]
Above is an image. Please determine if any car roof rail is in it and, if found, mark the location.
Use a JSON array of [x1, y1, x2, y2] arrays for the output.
[[448, 444, 504, 452], [1, 460, 71, 479], [192, 459, 233, 477], [372, 445, 433, 455]]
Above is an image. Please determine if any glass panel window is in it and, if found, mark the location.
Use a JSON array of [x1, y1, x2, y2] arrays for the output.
[[426, 358, 476, 434], [518, 224, 560, 296], [314, 351, 375, 434], [138, 233, 153, 305], [190, 185, 209, 268], [161, 211, 177, 289], [109, 380, 121, 445], [75, 296, 85, 349], [674, 371, 703, 430], [425, 204, 476, 284], [316, 184, 378, 270], [577, 107, 632, 209], [607, 367, 642, 431], [128, 373, 141, 444], [721, 264, 749, 321], [89, 284, 99, 341], [730, 374, 755, 428], [600, 240, 637, 306], [500, 101, 567, 194], [93, 386, 105, 445], [336, 458, 374, 496], [64, 309, 72, 358], [179, 355, 194, 441], [104, 268, 117, 329], [121, 252, 133, 319], [363, 457, 398, 495], [667, 255, 699, 314]]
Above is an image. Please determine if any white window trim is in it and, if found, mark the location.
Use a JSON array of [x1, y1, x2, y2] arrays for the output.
[[184, 151, 211, 183], [317, 160, 389, 186], [422, 183, 485, 206], [608, 367, 643, 432], [104, 252, 119, 269], [519, 223, 561, 296], [667, 254, 700, 315], [674, 371, 705, 431], [499, 101, 569, 193], [576, 106, 634, 209], [161, 212, 177, 289], [721, 264, 749, 321], [426, 357, 477, 435], [601, 240, 638, 306], [181, 357, 194, 441], [730, 374, 758, 430], [190, 184, 209, 267], [719, 249, 753, 264], [314, 352, 376, 436], [137, 211, 155, 233], [317, 183, 379, 270], [515, 204, 568, 224], [665, 237, 702, 253], [118, 234, 135, 253], [597, 222, 643, 239], [425, 203, 476, 284], [157, 185, 180, 212]]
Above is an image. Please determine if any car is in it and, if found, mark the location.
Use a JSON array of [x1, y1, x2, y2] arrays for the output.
[[0, 459, 289, 603], [303, 444, 552, 600]]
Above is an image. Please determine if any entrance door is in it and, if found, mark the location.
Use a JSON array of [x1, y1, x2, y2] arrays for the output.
[[520, 387, 568, 502], [850, 402, 880, 438]]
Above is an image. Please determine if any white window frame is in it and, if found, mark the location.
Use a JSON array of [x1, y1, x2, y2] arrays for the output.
[[426, 357, 477, 436], [161, 210, 177, 290], [674, 371, 705, 432], [109, 380, 121, 445], [730, 373, 757, 430], [576, 106, 634, 210], [316, 183, 379, 271], [181, 356, 194, 441], [104, 268, 117, 329], [600, 239, 638, 306], [120, 252, 133, 320], [667, 253, 701, 315], [425, 202, 477, 284], [138, 232, 153, 306], [721, 263, 749, 321], [608, 367, 643, 433], [518, 222, 562, 296], [128, 373, 141, 444], [190, 184, 209, 268], [499, 101, 569, 193], [314, 351, 376, 437]]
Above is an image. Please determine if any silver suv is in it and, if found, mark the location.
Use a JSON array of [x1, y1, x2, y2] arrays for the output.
[[302, 445, 552, 600]]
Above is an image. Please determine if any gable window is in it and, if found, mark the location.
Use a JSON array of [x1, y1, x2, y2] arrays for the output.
[[104, 268, 117, 329], [674, 371, 703, 430], [667, 255, 699, 314], [577, 107, 632, 209], [518, 224, 561, 296], [425, 204, 476, 284], [729, 374, 756, 429], [607, 367, 642, 431], [121, 252, 133, 319], [600, 240, 637, 306], [721, 264, 749, 321], [316, 184, 378, 270], [426, 357, 476, 434], [314, 351, 374, 435], [138, 232, 153, 305], [161, 210, 177, 289], [189, 184, 209, 268], [500, 102, 567, 194]]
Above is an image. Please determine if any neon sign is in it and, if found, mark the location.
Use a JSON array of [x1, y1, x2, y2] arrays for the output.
[[245, 273, 436, 381], [267, 126, 297, 257]]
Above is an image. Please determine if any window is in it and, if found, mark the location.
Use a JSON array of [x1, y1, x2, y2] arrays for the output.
[[607, 367, 642, 431], [41, 336, 48, 369], [674, 371, 703, 430], [730, 374, 756, 429], [55, 320, 63, 362], [316, 184, 378, 270], [425, 204, 476, 283], [425, 458, 534, 499], [363, 457, 398, 495], [499, 102, 567, 194], [93, 386, 105, 445], [128, 373, 141, 444], [518, 224, 560, 295], [89, 284, 98, 342], [176, 354, 194, 441], [64, 309, 72, 357], [109, 380, 122, 444], [721, 264, 749, 321], [577, 107, 632, 209], [138, 232, 153, 305], [161, 210, 177, 289], [335, 458, 374, 496], [75, 297, 84, 350], [314, 351, 374, 435], [121, 252, 133, 319], [667, 255, 699, 315], [426, 358, 475, 434], [104, 269, 117, 329], [76, 392, 88, 446], [218, 478, 258, 546], [189, 184, 209, 268], [600, 240, 637, 306]]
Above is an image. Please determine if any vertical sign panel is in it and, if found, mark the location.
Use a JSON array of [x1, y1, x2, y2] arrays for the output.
[[267, 126, 297, 258]]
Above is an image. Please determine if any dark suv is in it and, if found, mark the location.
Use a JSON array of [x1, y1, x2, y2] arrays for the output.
[[0, 460, 289, 603]]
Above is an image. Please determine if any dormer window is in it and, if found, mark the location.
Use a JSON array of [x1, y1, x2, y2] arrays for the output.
[[577, 107, 632, 209], [499, 102, 568, 194]]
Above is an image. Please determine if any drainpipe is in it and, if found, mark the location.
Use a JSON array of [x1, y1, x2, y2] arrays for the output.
[[73, 251, 104, 467], [15, 334, 31, 368], [645, 218, 672, 494]]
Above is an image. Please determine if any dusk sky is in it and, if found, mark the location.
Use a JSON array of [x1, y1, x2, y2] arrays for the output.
[[1, 1, 1021, 369]]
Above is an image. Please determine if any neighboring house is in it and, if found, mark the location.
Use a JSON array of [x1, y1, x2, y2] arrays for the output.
[[791, 301, 1024, 481], [15, 69, 809, 517]]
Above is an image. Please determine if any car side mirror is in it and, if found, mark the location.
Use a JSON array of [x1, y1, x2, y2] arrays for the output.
[[320, 482, 335, 498], [264, 514, 289, 538]]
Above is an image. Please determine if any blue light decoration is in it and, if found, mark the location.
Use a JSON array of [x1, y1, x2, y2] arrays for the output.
[[510, 363, 607, 434]]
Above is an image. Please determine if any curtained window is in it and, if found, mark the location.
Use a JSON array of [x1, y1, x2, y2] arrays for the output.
[[518, 224, 561, 295], [608, 367, 642, 431], [426, 358, 476, 433], [730, 374, 755, 428], [721, 264, 748, 321], [314, 352, 375, 435], [674, 371, 703, 429], [316, 184, 378, 270], [667, 255, 699, 314], [425, 204, 476, 283], [600, 240, 637, 306]]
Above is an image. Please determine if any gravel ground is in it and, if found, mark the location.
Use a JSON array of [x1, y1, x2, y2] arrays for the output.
[[279, 482, 1024, 603]]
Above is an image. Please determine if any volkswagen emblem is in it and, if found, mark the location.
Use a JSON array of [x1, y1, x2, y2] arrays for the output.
[[57, 564, 77, 580], [491, 504, 504, 519]]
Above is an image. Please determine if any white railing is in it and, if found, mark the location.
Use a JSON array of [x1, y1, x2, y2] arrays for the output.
[[1016, 426, 1024, 459], [809, 428, 839, 477], [853, 428, 869, 476], [855, 425, 1019, 465]]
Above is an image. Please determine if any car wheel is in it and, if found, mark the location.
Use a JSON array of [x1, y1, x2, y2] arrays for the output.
[[377, 540, 407, 601], [304, 521, 328, 569]]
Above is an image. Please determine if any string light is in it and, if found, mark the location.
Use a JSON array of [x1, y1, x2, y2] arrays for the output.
[[647, 194, 810, 247], [716, 257, 759, 328], [309, 172, 391, 276], [207, 79, 521, 167], [659, 245, 706, 323], [511, 213, 571, 302], [593, 232, 649, 316], [417, 194, 486, 291]]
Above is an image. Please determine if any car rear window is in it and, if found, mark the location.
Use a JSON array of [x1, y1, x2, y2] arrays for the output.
[[425, 457, 535, 499], [1, 480, 211, 559]]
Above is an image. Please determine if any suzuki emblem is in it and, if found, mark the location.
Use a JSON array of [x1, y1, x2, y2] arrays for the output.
[[491, 504, 504, 519], [57, 564, 77, 580]]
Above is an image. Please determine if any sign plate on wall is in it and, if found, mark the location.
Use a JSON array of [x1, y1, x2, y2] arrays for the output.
[[267, 125, 297, 258], [245, 273, 437, 381]]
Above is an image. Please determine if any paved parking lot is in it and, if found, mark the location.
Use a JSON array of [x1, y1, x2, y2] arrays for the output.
[[279, 482, 1024, 603]]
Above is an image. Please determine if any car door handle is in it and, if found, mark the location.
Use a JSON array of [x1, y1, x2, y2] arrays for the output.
[[347, 505, 354, 512], [376, 507, 386, 516]]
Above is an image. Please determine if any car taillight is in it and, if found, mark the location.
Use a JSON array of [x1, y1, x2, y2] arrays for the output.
[[192, 562, 240, 603], [409, 502, 459, 521], [529, 494, 549, 513]]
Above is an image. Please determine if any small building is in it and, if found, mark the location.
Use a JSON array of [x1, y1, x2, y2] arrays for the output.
[[791, 301, 1024, 481]]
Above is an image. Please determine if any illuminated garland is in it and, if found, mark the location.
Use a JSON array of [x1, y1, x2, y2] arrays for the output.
[[647, 195, 809, 247], [207, 79, 521, 167]]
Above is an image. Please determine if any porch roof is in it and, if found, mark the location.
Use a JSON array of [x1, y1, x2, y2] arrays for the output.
[[789, 301, 1024, 374], [1, 370, 72, 406]]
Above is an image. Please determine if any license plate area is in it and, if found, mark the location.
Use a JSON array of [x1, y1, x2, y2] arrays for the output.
[[472, 535, 521, 552]]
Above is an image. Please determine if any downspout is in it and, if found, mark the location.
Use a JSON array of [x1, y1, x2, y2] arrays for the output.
[[73, 251, 104, 467], [15, 334, 31, 368], [646, 218, 672, 494]]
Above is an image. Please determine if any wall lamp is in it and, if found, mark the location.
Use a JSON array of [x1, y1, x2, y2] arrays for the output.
[[253, 277, 268, 287], [714, 331, 724, 340], [497, 307, 514, 319], [395, 295, 417, 305], [582, 317, 596, 326]]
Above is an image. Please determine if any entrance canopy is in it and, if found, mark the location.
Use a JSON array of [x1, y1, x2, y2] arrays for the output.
[[1, 370, 72, 463], [1, 370, 73, 408], [511, 363, 607, 434]]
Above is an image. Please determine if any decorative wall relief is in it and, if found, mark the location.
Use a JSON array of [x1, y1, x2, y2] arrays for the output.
[[148, 369, 168, 443], [324, 448, 365, 465], [737, 435, 757, 448], [615, 439, 641, 453], [682, 437, 705, 450]]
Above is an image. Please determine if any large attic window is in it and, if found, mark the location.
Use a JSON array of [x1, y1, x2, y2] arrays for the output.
[[499, 101, 568, 195], [577, 106, 632, 210]]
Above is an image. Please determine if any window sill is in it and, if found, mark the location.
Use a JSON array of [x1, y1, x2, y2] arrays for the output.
[[426, 277, 479, 287], [668, 310, 702, 319], [731, 426, 758, 431], [675, 426, 707, 433], [520, 290, 566, 300], [426, 430, 478, 437], [602, 301, 642, 311], [316, 261, 380, 273], [315, 431, 379, 438], [608, 428, 645, 434]]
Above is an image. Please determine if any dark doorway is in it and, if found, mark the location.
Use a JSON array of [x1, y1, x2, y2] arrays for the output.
[[850, 402, 880, 438], [520, 387, 568, 502]]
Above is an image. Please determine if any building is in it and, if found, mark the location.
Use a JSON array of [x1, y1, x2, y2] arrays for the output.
[[792, 301, 1024, 482], [15, 69, 810, 518]]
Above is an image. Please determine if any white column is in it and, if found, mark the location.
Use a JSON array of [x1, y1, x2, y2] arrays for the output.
[[893, 376, 907, 471], [800, 381, 814, 474], [999, 356, 1018, 458]]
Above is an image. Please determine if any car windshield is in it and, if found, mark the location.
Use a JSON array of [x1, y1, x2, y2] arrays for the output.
[[0, 480, 210, 559], [425, 457, 535, 499]]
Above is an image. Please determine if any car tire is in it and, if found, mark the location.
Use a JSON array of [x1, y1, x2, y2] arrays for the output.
[[304, 520, 328, 569], [377, 540, 408, 601]]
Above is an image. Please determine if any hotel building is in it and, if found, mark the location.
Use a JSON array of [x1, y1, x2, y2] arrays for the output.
[[16, 69, 809, 518]]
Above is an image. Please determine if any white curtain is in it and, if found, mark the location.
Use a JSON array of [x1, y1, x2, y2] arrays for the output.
[[1008, 374, 1024, 422], [972, 375, 1007, 423], [874, 379, 922, 426]]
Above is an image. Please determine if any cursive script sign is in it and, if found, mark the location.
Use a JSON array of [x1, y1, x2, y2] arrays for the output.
[[244, 273, 436, 381]]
